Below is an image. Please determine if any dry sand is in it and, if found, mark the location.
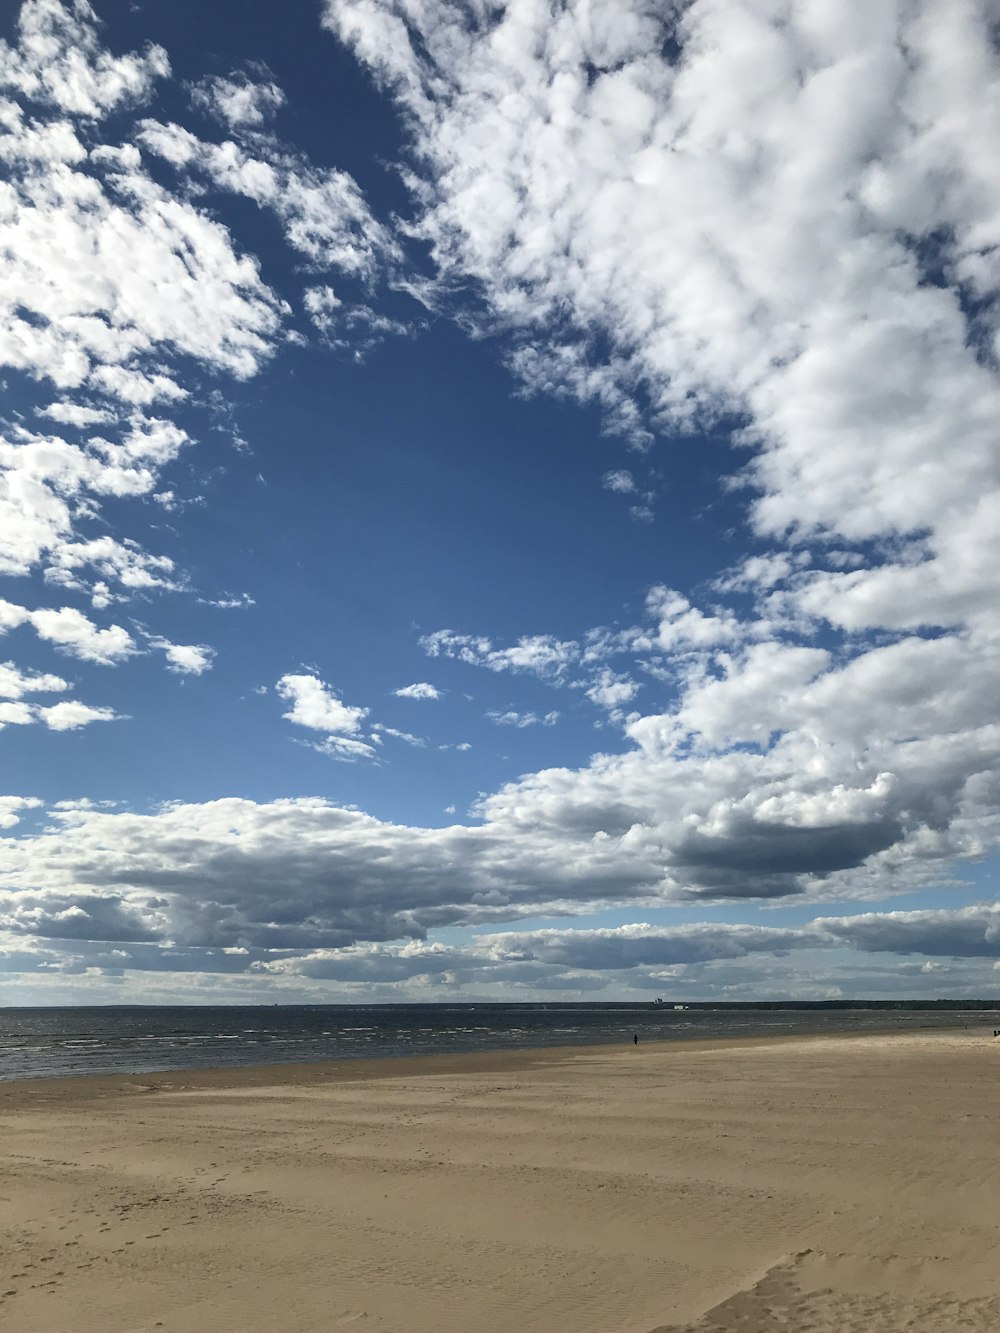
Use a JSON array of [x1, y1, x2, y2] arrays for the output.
[[1, 1028, 998, 1332]]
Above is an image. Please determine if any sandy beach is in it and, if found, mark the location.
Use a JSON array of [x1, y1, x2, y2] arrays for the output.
[[1, 1029, 998, 1332]]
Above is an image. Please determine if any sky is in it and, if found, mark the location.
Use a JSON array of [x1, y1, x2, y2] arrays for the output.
[[0, 0, 998, 1005]]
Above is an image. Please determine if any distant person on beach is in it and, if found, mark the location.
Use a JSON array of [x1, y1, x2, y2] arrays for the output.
[[633, 1032, 638, 1045]]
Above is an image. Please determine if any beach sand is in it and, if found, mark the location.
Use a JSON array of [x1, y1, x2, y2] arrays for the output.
[[1, 1029, 998, 1332]]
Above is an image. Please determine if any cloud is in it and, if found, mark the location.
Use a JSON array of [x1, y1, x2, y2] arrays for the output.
[[601, 469, 636, 494], [276, 673, 376, 760], [37, 699, 118, 731], [487, 709, 559, 728], [322, 0, 1000, 922], [0, 795, 41, 829], [584, 668, 638, 714], [0, 2, 339, 738], [190, 73, 285, 129], [276, 672, 368, 736], [0, 701, 35, 728], [480, 921, 822, 969], [0, 660, 69, 699], [816, 905, 1000, 959], [393, 681, 441, 700], [0, 0, 168, 118], [421, 629, 578, 680], [304, 286, 413, 356], [137, 118, 396, 279], [37, 401, 116, 428], [0, 0, 289, 710], [147, 636, 215, 675], [373, 725, 425, 747], [0, 599, 135, 664], [0, 0, 995, 996], [0, 696, 118, 731]]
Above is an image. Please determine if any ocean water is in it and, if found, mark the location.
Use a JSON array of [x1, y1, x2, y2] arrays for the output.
[[0, 1004, 996, 1083]]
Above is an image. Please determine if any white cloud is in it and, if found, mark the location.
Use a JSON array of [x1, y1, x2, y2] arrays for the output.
[[0, 701, 35, 729], [323, 0, 1000, 923], [584, 668, 638, 713], [0, 598, 135, 664], [38, 699, 117, 731], [373, 724, 425, 747], [487, 709, 558, 728], [601, 469, 636, 495], [646, 585, 746, 653], [37, 401, 115, 428], [191, 73, 285, 129], [148, 637, 215, 675], [0, 795, 41, 828], [276, 673, 370, 750], [0, 116, 284, 399], [394, 681, 441, 700], [422, 629, 578, 680], [302, 284, 342, 330], [0, 696, 118, 731], [311, 734, 378, 762], [0, 0, 169, 118], [0, 660, 68, 698], [137, 118, 396, 279]]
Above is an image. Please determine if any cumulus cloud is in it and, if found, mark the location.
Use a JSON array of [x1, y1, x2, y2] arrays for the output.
[[0, 599, 135, 664], [277, 672, 367, 735], [147, 636, 215, 675], [584, 668, 639, 714], [393, 681, 441, 700], [0, 702, 35, 728], [0, 795, 41, 829], [38, 699, 118, 731], [0, 697, 118, 731], [0, 660, 69, 698], [37, 401, 115, 428], [276, 674, 376, 760]]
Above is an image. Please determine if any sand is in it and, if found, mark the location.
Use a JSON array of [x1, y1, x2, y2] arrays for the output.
[[1, 1028, 998, 1332]]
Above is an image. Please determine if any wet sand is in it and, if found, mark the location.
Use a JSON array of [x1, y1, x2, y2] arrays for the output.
[[1, 1029, 998, 1331]]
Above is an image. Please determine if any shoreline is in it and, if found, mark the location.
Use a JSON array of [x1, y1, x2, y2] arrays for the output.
[[0, 1020, 981, 1106]]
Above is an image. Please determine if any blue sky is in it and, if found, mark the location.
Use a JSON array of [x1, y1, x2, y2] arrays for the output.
[[0, 0, 998, 1003]]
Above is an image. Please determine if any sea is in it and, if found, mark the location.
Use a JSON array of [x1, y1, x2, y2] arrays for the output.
[[1, 1003, 997, 1083]]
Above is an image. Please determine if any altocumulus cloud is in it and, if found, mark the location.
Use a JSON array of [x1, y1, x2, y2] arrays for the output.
[[0, 0, 997, 997]]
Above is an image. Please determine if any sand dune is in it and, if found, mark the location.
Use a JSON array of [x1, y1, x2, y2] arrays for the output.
[[1, 1030, 997, 1331]]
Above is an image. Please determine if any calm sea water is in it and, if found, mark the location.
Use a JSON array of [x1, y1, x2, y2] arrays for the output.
[[0, 1004, 995, 1082]]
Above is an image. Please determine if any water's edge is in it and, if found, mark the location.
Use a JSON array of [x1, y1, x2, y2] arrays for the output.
[[1, 1004, 996, 1084]]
